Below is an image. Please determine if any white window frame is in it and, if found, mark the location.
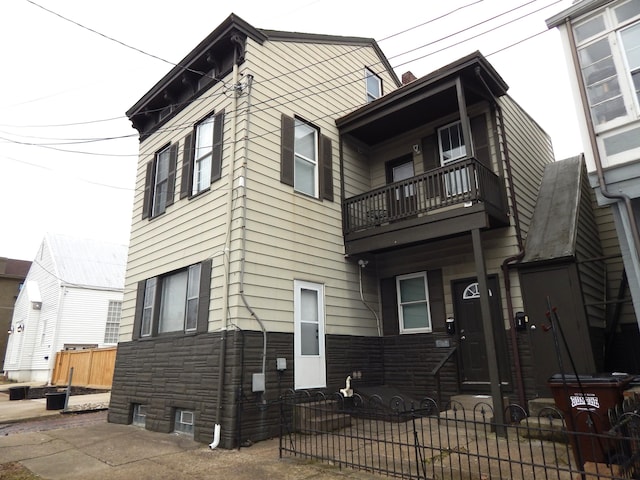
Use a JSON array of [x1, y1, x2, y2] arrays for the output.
[[104, 300, 122, 344], [438, 120, 471, 195], [152, 146, 171, 217], [365, 68, 382, 103], [141, 278, 156, 337], [438, 120, 467, 164], [293, 118, 319, 198], [174, 409, 194, 436], [573, 1, 640, 132], [193, 114, 215, 195], [158, 264, 201, 334], [396, 272, 432, 334], [132, 403, 147, 427]]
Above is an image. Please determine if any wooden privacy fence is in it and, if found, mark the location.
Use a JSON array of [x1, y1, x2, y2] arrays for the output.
[[51, 347, 116, 389]]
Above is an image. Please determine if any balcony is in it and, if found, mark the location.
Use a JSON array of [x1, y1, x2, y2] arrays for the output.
[[343, 158, 509, 255]]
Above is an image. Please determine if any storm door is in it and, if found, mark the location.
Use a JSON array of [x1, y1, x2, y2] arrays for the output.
[[294, 280, 326, 390]]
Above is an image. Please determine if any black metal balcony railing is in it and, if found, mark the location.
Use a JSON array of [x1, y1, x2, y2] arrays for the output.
[[343, 158, 505, 234]]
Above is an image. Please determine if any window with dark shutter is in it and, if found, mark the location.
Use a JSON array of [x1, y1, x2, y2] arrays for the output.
[[132, 259, 212, 339], [166, 143, 178, 207], [470, 114, 490, 169], [180, 110, 224, 199]]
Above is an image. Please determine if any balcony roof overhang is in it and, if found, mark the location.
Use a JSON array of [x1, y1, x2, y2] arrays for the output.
[[336, 51, 508, 145]]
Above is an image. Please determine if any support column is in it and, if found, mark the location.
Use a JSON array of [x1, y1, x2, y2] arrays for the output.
[[472, 228, 505, 434]]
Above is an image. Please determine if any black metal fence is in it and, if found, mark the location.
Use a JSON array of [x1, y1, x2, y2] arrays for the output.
[[279, 390, 640, 480]]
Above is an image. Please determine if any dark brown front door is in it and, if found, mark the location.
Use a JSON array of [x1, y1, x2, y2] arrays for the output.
[[385, 155, 416, 219], [452, 276, 509, 389]]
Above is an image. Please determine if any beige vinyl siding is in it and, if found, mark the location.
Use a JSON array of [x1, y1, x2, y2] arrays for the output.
[[236, 38, 397, 335], [120, 70, 235, 340], [120, 36, 398, 340], [499, 95, 554, 240]]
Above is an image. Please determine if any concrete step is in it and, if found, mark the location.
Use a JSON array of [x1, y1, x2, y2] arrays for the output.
[[528, 397, 558, 417], [448, 394, 508, 413]]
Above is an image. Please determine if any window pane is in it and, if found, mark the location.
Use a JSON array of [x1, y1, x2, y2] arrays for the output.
[[141, 278, 156, 337], [159, 271, 188, 333], [592, 96, 627, 123], [185, 298, 198, 331], [187, 264, 201, 297], [366, 70, 381, 101], [294, 156, 315, 196], [439, 122, 466, 163], [402, 303, 429, 330], [621, 23, 640, 70], [300, 288, 318, 322], [301, 322, 319, 355], [603, 126, 640, 155], [615, 0, 640, 23], [574, 15, 605, 43], [196, 116, 214, 153], [392, 161, 414, 182], [295, 121, 316, 160], [399, 277, 426, 303]]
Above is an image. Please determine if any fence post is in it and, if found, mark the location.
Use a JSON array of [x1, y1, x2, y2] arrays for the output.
[[64, 367, 74, 411]]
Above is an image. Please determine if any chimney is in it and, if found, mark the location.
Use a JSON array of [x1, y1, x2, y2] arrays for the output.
[[402, 71, 417, 85]]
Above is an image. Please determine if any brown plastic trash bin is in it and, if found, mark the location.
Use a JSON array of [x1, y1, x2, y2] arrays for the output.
[[548, 373, 633, 465]]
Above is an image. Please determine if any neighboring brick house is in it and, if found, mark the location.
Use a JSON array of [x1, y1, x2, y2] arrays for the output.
[[0, 257, 31, 371], [109, 13, 618, 449]]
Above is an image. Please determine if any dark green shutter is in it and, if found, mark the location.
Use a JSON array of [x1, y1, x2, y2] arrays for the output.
[[166, 143, 178, 207], [280, 114, 295, 186], [132, 280, 146, 340], [211, 110, 224, 183], [180, 132, 194, 199], [422, 134, 438, 172], [197, 258, 212, 333], [470, 114, 490, 169], [380, 277, 399, 336], [142, 161, 154, 220], [320, 134, 333, 201], [427, 269, 445, 332]]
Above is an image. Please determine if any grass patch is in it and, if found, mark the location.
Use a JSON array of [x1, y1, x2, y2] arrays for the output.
[[0, 462, 40, 480]]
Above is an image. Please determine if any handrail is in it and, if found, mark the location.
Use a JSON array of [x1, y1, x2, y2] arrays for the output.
[[431, 346, 457, 408]]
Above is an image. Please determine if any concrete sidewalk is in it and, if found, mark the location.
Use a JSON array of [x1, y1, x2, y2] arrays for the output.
[[0, 382, 110, 423], [0, 383, 378, 480], [0, 420, 379, 480]]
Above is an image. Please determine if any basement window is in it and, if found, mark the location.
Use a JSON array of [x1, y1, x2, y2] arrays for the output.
[[132, 404, 147, 427], [174, 409, 195, 436]]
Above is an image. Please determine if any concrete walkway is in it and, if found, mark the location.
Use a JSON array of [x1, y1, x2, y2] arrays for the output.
[[0, 383, 379, 480]]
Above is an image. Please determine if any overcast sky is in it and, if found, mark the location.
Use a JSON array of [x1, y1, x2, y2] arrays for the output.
[[1, 0, 578, 261]]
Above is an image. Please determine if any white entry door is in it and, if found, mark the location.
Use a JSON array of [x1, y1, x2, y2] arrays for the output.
[[294, 280, 326, 390]]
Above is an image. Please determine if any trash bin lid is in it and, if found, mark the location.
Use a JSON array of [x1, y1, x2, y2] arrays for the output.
[[548, 372, 633, 385]]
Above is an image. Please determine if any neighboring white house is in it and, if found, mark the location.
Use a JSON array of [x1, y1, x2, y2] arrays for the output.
[[3, 233, 127, 383]]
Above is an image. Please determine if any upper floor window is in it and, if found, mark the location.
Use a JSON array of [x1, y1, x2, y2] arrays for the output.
[[365, 68, 382, 103], [104, 300, 122, 344], [438, 121, 467, 164], [134, 259, 212, 339], [280, 114, 334, 201], [294, 119, 318, 197], [574, 0, 640, 127], [142, 144, 177, 220], [396, 272, 432, 334], [180, 110, 225, 199]]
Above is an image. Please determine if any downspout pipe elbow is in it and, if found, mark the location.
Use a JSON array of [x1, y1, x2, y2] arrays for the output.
[[209, 423, 221, 449]]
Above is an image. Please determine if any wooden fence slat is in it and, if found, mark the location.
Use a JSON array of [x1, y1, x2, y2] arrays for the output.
[[51, 347, 116, 389]]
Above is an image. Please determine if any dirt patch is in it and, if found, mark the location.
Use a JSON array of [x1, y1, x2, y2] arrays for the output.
[[0, 462, 40, 480]]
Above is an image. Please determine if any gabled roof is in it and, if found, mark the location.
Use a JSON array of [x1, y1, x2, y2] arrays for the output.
[[0, 258, 31, 278], [127, 13, 399, 138], [521, 156, 584, 263], [43, 233, 127, 290]]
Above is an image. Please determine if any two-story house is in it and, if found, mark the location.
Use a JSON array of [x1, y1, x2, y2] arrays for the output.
[[3, 233, 126, 383], [547, 0, 640, 333], [109, 13, 612, 448]]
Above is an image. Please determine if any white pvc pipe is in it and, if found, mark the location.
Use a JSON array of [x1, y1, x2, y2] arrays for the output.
[[209, 423, 221, 449]]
